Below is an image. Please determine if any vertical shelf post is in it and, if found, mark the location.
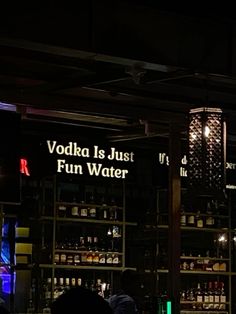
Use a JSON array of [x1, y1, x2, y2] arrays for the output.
[[168, 123, 181, 314]]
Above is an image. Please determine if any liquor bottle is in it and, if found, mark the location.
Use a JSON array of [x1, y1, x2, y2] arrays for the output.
[[180, 289, 186, 302], [196, 211, 204, 228], [88, 195, 97, 218], [77, 278, 82, 286], [44, 278, 52, 302], [42, 300, 51, 314], [208, 281, 214, 310], [53, 278, 60, 299], [202, 250, 210, 271], [71, 198, 80, 218], [80, 201, 88, 218], [106, 252, 113, 265], [106, 227, 113, 251], [219, 281, 226, 310], [92, 237, 99, 264], [26, 299, 35, 314], [58, 204, 67, 218], [187, 287, 195, 310], [180, 205, 186, 226], [74, 252, 81, 265], [58, 278, 65, 297], [54, 252, 60, 265], [66, 252, 74, 265], [109, 198, 118, 221], [187, 206, 195, 226], [112, 252, 120, 265], [86, 236, 93, 264], [71, 278, 76, 288], [195, 282, 203, 310], [99, 251, 106, 265], [205, 201, 215, 227], [219, 256, 227, 271], [202, 282, 209, 310], [100, 197, 109, 220], [80, 237, 87, 265], [96, 279, 103, 297], [60, 252, 67, 265], [64, 278, 70, 292], [213, 281, 220, 310], [195, 254, 203, 271]]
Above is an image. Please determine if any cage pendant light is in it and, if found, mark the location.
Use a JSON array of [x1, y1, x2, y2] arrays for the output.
[[188, 107, 226, 196]]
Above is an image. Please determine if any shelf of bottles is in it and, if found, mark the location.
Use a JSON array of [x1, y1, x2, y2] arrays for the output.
[[179, 193, 234, 314], [53, 229, 123, 268], [180, 280, 228, 313], [37, 268, 112, 312]]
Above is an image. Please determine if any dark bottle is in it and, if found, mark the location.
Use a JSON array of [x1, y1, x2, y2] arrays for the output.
[[180, 205, 187, 226], [203, 282, 209, 310], [109, 198, 118, 221], [71, 197, 80, 218], [58, 204, 67, 218], [80, 201, 88, 218], [205, 201, 215, 227], [196, 210, 204, 228], [101, 201, 109, 220], [187, 205, 195, 226], [88, 195, 97, 218]]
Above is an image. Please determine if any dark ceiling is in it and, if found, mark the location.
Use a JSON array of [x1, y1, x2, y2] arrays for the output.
[[1, 2, 236, 146]]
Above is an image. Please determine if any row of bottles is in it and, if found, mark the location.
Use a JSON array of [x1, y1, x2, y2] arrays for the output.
[[55, 249, 121, 266], [180, 281, 227, 311], [181, 251, 227, 272], [56, 230, 122, 251], [57, 201, 121, 221], [43, 277, 111, 300], [54, 234, 122, 266], [180, 203, 228, 229]]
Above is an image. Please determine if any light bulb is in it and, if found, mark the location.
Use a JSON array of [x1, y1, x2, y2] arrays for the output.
[[204, 125, 210, 137]]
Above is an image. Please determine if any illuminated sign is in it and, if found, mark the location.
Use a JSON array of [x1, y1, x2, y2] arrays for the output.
[[158, 152, 236, 189], [46, 140, 134, 179], [20, 158, 30, 176], [158, 153, 187, 177]]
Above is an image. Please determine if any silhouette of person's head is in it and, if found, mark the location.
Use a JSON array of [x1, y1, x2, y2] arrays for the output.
[[51, 286, 112, 314], [120, 269, 138, 296]]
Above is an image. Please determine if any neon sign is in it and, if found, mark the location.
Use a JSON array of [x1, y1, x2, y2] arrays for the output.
[[20, 158, 30, 176]]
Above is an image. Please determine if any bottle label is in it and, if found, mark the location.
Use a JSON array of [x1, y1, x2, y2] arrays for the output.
[[103, 209, 108, 219], [80, 208, 88, 217], [112, 255, 119, 264], [89, 207, 96, 218], [99, 255, 106, 264], [92, 254, 99, 264], [206, 216, 214, 225], [188, 215, 195, 224], [74, 255, 80, 264], [81, 253, 87, 263], [60, 254, 66, 263], [197, 219, 203, 228], [71, 206, 79, 216], [197, 296, 203, 302], [54, 254, 60, 264], [180, 215, 186, 226], [106, 254, 113, 264], [87, 254, 93, 263]]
